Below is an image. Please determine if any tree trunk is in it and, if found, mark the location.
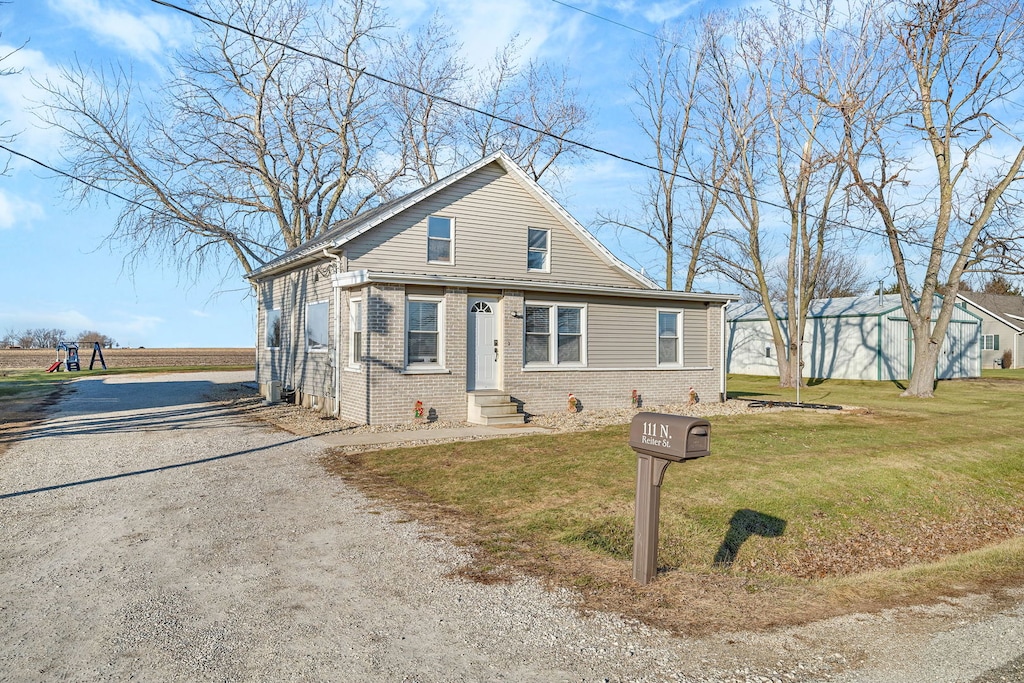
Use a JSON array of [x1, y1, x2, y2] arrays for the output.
[[903, 326, 941, 398]]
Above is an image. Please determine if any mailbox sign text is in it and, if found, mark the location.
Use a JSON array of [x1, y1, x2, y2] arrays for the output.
[[628, 412, 710, 461]]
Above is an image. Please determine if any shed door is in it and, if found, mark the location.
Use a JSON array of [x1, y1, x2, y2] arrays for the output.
[[468, 298, 499, 390]]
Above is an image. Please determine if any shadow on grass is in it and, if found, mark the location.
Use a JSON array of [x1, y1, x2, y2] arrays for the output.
[[713, 509, 787, 567]]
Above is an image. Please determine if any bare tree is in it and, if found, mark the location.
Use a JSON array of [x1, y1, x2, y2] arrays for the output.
[[459, 37, 592, 182], [38, 0, 401, 280], [832, 0, 1024, 397], [77, 330, 117, 348], [767, 249, 872, 300], [0, 1, 24, 176], [710, 6, 852, 388], [387, 11, 466, 185], [599, 21, 731, 290]]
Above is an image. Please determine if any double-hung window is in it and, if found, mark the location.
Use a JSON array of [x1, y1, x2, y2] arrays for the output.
[[427, 216, 453, 264], [658, 310, 683, 365], [524, 303, 585, 366], [982, 334, 1000, 350], [349, 298, 363, 367], [305, 302, 329, 352], [527, 228, 549, 272], [406, 297, 444, 368], [266, 309, 282, 349]]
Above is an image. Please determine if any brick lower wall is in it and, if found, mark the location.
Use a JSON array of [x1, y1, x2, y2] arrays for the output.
[[504, 367, 721, 416]]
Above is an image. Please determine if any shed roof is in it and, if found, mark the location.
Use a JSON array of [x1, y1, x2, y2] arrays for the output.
[[727, 294, 905, 322]]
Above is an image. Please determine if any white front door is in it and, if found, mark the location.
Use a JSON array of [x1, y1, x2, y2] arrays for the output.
[[468, 298, 499, 390]]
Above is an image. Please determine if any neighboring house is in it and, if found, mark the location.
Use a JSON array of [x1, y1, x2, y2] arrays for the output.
[[955, 291, 1024, 369], [246, 152, 737, 425], [727, 294, 982, 381]]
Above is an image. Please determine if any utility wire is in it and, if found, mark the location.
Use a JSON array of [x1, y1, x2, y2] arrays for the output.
[[141, 2, 884, 242], [546, 0, 687, 48], [0, 143, 181, 223], [29, 0, 980, 265]]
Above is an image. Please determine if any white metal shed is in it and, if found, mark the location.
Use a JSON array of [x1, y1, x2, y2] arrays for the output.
[[727, 294, 982, 381]]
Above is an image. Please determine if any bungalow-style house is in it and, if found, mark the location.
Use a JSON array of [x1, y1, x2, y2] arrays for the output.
[[727, 294, 982, 381], [246, 152, 737, 425], [955, 291, 1024, 369]]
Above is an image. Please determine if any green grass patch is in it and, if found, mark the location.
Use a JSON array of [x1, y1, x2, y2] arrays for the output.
[[324, 374, 1024, 632]]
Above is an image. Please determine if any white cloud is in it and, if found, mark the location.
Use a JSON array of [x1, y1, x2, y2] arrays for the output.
[[0, 189, 45, 229], [638, 0, 702, 24], [0, 44, 65, 160], [47, 0, 191, 63], [189, 309, 213, 319]]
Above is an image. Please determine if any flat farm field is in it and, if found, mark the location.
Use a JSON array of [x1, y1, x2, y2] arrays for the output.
[[0, 347, 254, 371]]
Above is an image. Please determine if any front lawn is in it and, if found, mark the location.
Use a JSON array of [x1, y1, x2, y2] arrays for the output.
[[323, 374, 1024, 633]]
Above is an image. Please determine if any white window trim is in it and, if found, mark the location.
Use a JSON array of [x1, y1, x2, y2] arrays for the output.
[[523, 300, 587, 368], [426, 215, 455, 266], [405, 295, 446, 370], [982, 334, 1000, 350], [305, 300, 330, 353], [266, 308, 282, 350], [527, 227, 551, 273], [348, 297, 363, 369], [656, 309, 684, 367]]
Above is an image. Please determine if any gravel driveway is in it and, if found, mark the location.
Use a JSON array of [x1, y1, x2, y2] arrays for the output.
[[1, 372, 1022, 682]]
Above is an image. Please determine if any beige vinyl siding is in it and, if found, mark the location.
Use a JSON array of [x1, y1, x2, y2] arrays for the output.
[[550, 296, 710, 369], [588, 301, 655, 368], [258, 266, 335, 400], [345, 162, 641, 288], [683, 304, 709, 366]]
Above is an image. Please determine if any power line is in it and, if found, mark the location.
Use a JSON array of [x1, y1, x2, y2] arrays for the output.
[[0, 143, 180, 222], [145, 0, 876, 238], [546, 0, 686, 49], [44, 0, 982, 264]]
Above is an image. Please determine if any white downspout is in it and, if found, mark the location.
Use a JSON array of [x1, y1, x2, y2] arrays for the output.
[[720, 301, 730, 403], [323, 249, 344, 416], [254, 280, 261, 388]]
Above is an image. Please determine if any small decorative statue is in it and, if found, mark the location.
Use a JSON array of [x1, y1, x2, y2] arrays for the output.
[[631, 389, 639, 408], [414, 400, 424, 419], [688, 387, 699, 405], [568, 393, 578, 413]]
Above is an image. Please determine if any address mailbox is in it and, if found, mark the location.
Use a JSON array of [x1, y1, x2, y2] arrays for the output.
[[628, 413, 710, 462], [629, 412, 712, 585]]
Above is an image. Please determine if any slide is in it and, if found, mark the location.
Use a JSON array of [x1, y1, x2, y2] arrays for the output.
[[46, 361, 61, 373]]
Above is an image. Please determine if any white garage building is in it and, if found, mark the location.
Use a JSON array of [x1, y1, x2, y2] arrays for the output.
[[727, 294, 982, 381]]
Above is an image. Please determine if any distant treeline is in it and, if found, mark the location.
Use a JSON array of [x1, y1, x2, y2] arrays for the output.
[[2, 328, 117, 349]]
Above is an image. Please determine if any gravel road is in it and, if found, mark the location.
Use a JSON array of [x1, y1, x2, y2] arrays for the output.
[[1, 371, 1022, 682]]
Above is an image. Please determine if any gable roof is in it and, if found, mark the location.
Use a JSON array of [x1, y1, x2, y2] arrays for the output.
[[247, 152, 658, 288], [956, 292, 1024, 332]]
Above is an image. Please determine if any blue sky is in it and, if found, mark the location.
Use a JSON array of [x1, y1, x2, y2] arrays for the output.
[[0, 0, 752, 348]]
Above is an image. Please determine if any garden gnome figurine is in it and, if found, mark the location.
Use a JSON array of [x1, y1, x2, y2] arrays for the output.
[[688, 386, 698, 405], [568, 393, 578, 412]]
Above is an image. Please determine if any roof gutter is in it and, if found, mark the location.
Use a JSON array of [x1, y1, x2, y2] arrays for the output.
[[329, 269, 739, 304]]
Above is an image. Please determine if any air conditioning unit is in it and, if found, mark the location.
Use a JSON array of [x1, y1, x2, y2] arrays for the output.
[[266, 380, 282, 404]]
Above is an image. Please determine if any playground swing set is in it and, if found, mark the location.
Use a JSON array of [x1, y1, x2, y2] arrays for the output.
[[46, 341, 108, 372]]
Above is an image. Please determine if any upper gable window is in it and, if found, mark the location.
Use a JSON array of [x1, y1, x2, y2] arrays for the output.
[[527, 228, 550, 272], [427, 216, 453, 264]]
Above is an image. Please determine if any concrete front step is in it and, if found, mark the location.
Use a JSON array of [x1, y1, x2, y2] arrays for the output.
[[467, 391, 525, 425]]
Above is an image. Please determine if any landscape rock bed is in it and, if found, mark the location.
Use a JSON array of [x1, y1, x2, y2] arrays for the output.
[[214, 381, 803, 443]]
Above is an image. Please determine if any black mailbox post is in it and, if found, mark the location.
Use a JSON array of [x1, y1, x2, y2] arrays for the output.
[[628, 412, 711, 584]]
